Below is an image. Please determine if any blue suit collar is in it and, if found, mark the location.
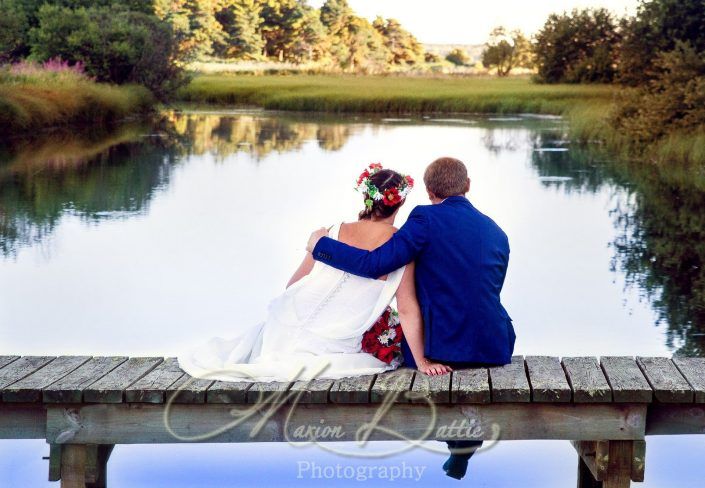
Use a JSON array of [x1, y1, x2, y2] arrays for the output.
[[441, 195, 472, 206]]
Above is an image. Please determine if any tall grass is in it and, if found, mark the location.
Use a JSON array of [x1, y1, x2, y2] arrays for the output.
[[178, 74, 616, 115], [0, 60, 154, 134]]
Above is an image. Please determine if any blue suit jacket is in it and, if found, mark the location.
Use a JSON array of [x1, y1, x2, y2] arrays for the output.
[[312, 196, 515, 366]]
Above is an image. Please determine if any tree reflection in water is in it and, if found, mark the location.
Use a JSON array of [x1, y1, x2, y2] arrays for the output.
[[1, 111, 703, 356], [528, 130, 705, 356]]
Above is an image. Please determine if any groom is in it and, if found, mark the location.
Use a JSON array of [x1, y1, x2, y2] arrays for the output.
[[306, 157, 515, 479]]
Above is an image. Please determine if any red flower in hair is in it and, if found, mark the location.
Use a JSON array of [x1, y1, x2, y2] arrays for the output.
[[357, 169, 370, 185], [369, 162, 383, 170], [382, 187, 402, 206], [405, 175, 414, 187]]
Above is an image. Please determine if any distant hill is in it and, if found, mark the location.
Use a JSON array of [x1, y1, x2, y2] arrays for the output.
[[424, 44, 484, 63]]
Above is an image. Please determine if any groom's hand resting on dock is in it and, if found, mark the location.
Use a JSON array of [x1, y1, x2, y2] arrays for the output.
[[418, 358, 452, 376], [306, 227, 329, 253]]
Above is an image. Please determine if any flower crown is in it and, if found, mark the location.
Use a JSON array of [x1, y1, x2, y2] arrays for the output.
[[355, 163, 414, 210]]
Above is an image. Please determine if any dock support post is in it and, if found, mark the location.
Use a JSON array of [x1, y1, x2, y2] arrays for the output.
[[60, 444, 87, 488], [86, 444, 114, 488], [53, 443, 114, 487], [573, 440, 646, 488]]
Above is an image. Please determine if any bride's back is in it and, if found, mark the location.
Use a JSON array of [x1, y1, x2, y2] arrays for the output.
[[338, 220, 396, 251]]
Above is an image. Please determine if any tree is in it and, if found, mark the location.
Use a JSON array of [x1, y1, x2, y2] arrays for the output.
[[30, 4, 186, 99], [533, 8, 620, 83], [0, 0, 29, 62], [153, 0, 224, 61], [372, 16, 424, 66], [288, 3, 328, 63], [445, 48, 469, 66], [618, 0, 705, 85], [610, 42, 705, 144], [215, 0, 264, 59], [481, 27, 532, 76]]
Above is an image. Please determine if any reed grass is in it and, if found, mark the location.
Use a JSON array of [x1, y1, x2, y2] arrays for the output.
[[0, 62, 154, 134], [178, 74, 616, 115]]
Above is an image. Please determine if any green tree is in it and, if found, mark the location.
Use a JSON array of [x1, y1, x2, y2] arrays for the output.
[[533, 8, 620, 83], [288, 3, 328, 62], [0, 0, 29, 62], [481, 27, 533, 76], [215, 0, 264, 59], [618, 0, 705, 85], [372, 16, 423, 66], [30, 4, 186, 99], [153, 0, 224, 61], [445, 48, 469, 66], [611, 42, 705, 145]]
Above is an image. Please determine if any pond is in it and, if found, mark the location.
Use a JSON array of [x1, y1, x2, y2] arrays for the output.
[[1, 109, 704, 486]]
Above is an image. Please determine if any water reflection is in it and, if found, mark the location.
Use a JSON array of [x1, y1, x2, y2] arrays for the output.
[[529, 131, 705, 356], [0, 110, 703, 356]]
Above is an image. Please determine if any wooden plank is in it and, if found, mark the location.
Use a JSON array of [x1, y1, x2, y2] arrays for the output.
[[60, 444, 87, 488], [288, 379, 334, 404], [246, 381, 293, 404], [329, 375, 375, 403], [45, 402, 647, 444], [125, 358, 184, 403], [43, 357, 128, 403], [451, 368, 490, 403], [0, 356, 20, 370], [636, 356, 693, 403], [562, 357, 611, 403], [370, 368, 414, 403], [0, 356, 55, 390], [600, 356, 653, 403], [672, 357, 705, 403], [603, 440, 632, 488], [3, 356, 90, 402], [410, 372, 451, 403], [525, 356, 571, 402], [165, 374, 213, 403], [489, 356, 530, 402], [84, 357, 163, 403], [85, 444, 113, 487], [646, 404, 705, 435], [0, 404, 46, 439], [631, 440, 646, 482], [48, 444, 62, 482], [206, 380, 252, 404], [571, 440, 609, 481]]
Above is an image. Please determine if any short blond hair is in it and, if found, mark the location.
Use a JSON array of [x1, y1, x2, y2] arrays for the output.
[[423, 157, 468, 199]]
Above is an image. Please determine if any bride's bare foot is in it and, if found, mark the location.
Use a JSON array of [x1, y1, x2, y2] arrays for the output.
[[418, 358, 452, 376]]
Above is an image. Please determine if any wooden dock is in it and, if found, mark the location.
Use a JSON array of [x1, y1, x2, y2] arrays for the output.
[[1, 354, 704, 487]]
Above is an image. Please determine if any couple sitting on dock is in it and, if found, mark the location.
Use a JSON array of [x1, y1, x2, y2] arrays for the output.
[[178, 156, 516, 479]]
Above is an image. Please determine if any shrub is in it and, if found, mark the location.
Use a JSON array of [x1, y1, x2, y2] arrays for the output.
[[445, 48, 470, 66], [610, 42, 705, 145], [0, 0, 29, 63], [29, 4, 187, 99], [533, 8, 620, 83]]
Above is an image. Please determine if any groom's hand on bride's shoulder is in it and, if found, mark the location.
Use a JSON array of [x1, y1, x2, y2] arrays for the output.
[[306, 227, 329, 253]]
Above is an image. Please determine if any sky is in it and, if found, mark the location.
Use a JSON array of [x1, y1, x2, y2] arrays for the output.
[[309, 0, 639, 44]]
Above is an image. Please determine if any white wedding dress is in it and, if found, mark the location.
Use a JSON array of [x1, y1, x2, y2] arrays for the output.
[[177, 223, 406, 382]]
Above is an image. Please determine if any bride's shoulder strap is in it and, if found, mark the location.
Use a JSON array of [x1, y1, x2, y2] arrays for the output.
[[329, 222, 342, 240]]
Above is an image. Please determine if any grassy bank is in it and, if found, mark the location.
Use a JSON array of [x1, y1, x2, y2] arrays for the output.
[[0, 62, 154, 135], [179, 74, 704, 165], [178, 74, 615, 114]]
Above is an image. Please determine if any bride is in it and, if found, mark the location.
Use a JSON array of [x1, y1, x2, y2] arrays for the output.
[[177, 163, 451, 382]]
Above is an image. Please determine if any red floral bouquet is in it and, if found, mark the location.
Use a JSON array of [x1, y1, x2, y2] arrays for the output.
[[361, 306, 404, 365]]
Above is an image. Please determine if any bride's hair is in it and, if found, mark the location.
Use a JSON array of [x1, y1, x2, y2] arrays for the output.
[[358, 169, 405, 220]]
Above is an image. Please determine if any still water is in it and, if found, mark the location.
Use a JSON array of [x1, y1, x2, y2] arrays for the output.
[[1, 109, 704, 486]]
